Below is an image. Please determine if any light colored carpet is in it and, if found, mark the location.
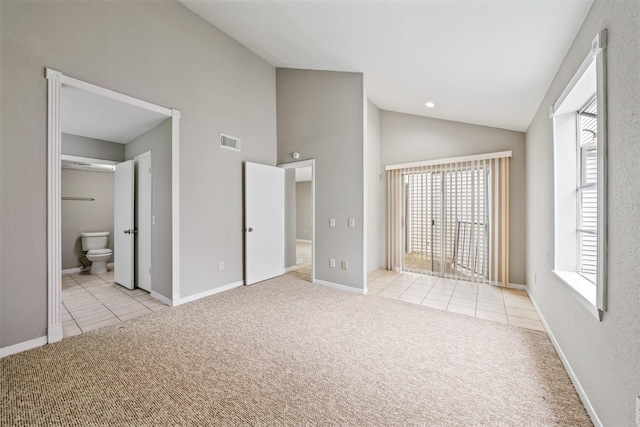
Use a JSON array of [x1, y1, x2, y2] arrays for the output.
[[2, 276, 591, 426]]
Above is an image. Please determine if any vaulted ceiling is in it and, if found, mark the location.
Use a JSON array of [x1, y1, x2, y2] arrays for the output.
[[182, 0, 593, 132]]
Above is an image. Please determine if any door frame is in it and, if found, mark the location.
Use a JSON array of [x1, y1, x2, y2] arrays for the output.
[[278, 159, 316, 284], [45, 68, 181, 343]]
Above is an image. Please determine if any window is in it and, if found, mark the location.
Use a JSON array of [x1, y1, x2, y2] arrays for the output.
[[552, 30, 607, 320], [577, 97, 597, 283]]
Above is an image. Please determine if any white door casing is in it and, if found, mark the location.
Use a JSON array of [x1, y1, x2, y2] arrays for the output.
[[135, 153, 152, 292], [244, 162, 285, 285], [114, 160, 135, 289], [46, 68, 180, 345], [278, 159, 316, 284]]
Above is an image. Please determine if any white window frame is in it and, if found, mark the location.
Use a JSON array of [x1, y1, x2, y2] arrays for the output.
[[551, 30, 607, 320]]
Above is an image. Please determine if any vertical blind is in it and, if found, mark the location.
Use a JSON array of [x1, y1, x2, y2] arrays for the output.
[[387, 152, 511, 286]]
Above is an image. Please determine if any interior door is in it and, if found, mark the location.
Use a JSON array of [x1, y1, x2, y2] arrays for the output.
[[114, 160, 135, 289], [244, 162, 285, 285], [135, 154, 152, 292]]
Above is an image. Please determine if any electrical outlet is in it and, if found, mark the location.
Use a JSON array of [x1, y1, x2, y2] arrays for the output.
[[341, 260, 348, 270], [329, 258, 335, 268], [348, 218, 355, 228], [218, 261, 224, 270], [329, 218, 335, 227], [635, 395, 640, 427]]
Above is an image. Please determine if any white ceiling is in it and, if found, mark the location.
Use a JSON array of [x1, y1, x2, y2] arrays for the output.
[[182, 0, 593, 132], [61, 85, 168, 144]]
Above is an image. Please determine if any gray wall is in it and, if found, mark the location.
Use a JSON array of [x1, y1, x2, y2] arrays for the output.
[[277, 69, 365, 290], [0, 0, 276, 348], [62, 134, 125, 161], [295, 181, 312, 241], [61, 169, 115, 270], [366, 100, 382, 274], [125, 119, 172, 300], [380, 111, 526, 285], [284, 169, 296, 268], [525, 1, 640, 425]]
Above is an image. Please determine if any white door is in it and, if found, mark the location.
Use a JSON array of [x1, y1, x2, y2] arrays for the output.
[[245, 162, 285, 285], [114, 160, 135, 289], [135, 154, 152, 292]]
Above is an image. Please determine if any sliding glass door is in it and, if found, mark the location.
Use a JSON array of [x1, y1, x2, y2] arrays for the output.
[[387, 153, 509, 286], [404, 165, 489, 282]]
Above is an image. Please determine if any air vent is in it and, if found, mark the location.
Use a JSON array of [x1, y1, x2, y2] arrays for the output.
[[220, 133, 241, 152]]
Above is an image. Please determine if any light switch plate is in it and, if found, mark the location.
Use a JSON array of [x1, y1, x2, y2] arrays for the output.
[[341, 260, 348, 270], [329, 218, 335, 227], [348, 218, 355, 228]]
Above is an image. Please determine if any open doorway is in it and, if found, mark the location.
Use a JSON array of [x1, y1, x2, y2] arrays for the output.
[[46, 68, 181, 343], [279, 160, 315, 283]]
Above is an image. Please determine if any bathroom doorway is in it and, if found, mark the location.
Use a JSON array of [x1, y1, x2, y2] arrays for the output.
[[47, 68, 181, 343], [279, 160, 315, 283]]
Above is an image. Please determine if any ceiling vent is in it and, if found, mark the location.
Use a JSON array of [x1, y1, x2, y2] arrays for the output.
[[220, 133, 241, 152]]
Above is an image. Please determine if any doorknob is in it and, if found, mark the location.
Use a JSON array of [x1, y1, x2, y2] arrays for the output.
[[124, 229, 138, 234], [247, 227, 254, 232]]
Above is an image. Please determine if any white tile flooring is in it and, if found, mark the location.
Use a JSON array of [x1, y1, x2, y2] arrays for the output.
[[367, 269, 545, 332], [285, 241, 312, 282], [62, 269, 168, 338]]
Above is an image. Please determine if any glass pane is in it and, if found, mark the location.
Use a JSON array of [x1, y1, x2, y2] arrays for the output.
[[579, 187, 598, 232], [579, 231, 597, 281], [583, 148, 597, 185], [580, 97, 597, 147]]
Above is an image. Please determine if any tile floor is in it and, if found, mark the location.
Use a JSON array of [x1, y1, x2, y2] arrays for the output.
[[367, 269, 545, 332], [62, 269, 168, 338], [285, 241, 312, 282]]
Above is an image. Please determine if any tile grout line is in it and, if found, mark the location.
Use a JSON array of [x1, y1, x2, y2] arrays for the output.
[[368, 269, 545, 332]]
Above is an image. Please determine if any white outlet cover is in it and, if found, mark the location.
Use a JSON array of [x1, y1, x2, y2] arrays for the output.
[[329, 218, 335, 227], [329, 258, 335, 268]]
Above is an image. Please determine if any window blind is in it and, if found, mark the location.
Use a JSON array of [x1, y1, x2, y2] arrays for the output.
[[387, 152, 511, 286]]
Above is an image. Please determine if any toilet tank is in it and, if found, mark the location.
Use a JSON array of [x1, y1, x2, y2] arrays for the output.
[[80, 232, 110, 251]]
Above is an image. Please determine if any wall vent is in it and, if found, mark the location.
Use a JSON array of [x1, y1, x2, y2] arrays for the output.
[[220, 133, 241, 151]]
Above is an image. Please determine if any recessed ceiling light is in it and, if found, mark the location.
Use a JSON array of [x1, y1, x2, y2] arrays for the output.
[[425, 101, 435, 108]]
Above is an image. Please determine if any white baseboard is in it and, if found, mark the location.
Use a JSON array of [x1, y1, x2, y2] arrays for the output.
[[285, 265, 299, 272], [296, 239, 311, 243], [48, 324, 63, 343], [150, 291, 172, 306], [0, 335, 48, 358], [315, 279, 366, 295], [508, 282, 527, 290], [528, 293, 603, 427], [175, 280, 244, 306]]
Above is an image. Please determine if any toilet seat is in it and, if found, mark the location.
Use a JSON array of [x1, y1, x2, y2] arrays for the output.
[[87, 249, 112, 255]]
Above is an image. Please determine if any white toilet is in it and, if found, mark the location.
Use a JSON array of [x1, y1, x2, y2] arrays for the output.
[[80, 232, 113, 275]]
